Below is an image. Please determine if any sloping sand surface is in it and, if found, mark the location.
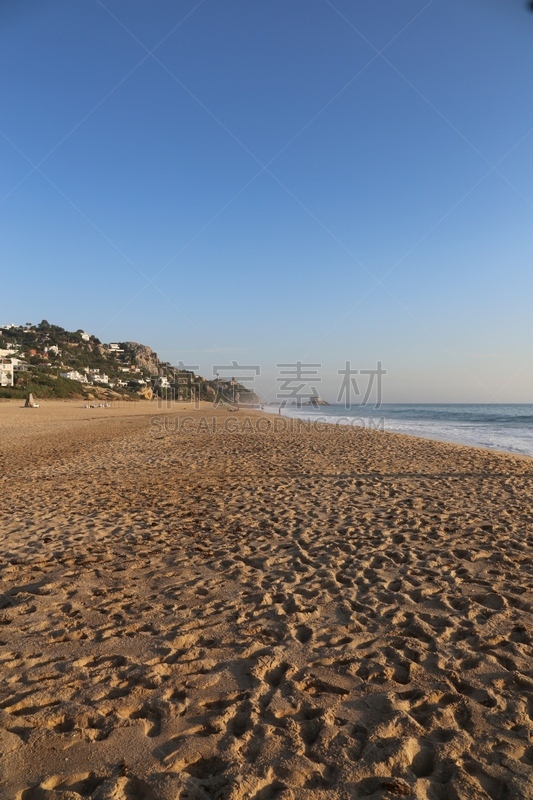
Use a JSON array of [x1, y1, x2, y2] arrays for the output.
[[0, 401, 532, 799]]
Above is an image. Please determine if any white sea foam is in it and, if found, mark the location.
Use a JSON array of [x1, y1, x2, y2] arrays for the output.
[[266, 404, 533, 457]]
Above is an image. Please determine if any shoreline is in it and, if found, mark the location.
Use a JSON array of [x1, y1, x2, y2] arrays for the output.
[[273, 404, 533, 461], [2, 396, 532, 460], [1, 397, 532, 469]]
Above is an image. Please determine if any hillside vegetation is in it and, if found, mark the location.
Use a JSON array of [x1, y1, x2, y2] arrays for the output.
[[0, 321, 258, 403]]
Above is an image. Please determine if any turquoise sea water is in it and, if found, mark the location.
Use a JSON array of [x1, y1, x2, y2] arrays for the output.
[[274, 404, 533, 457]]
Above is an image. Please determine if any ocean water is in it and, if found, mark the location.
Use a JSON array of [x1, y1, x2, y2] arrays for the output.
[[273, 403, 533, 457]]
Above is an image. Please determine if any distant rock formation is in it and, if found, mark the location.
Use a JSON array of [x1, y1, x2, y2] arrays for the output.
[[303, 396, 330, 406], [120, 342, 161, 375]]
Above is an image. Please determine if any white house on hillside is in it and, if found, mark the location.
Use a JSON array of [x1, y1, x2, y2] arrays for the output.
[[61, 370, 88, 383], [89, 371, 109, 384], [0, 359, 14, 387], [0, 357, 27, 387]]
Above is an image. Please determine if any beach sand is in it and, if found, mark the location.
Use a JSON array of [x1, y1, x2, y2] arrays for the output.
[[0, 400, 532, 799]]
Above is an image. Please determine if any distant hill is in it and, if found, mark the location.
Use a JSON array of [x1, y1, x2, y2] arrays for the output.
[[0, 320, 261, 404]]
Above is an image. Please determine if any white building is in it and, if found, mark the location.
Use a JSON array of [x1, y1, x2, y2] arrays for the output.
[[80, 332, 90, 342], [61, 370, 88, 383], [0, 343, 19, 356], [0, 359, 14, 387], [108, 343, 124, 353]]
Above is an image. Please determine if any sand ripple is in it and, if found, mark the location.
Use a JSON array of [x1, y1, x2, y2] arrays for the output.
[[0, 402, 532, 799]]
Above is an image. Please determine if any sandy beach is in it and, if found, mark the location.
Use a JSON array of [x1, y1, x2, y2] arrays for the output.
[[0, 399, 532, 800]]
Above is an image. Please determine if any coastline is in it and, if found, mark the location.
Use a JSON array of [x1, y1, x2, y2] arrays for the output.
[[2, 397, 531, 461], [1, 400, 532, 799], [272, 403, 533, 460]]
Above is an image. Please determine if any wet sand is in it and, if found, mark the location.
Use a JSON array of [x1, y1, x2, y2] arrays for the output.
[[0, 400, 532, 799]]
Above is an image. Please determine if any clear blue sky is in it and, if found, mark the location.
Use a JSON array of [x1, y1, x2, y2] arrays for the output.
[[1, 0, 532, 402]]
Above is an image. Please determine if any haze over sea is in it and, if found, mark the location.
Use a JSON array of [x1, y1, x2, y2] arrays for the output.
[[276, 403, 533, 457]]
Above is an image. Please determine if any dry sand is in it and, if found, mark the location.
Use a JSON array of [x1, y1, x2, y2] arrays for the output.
[[0, 399, 532, 800]]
